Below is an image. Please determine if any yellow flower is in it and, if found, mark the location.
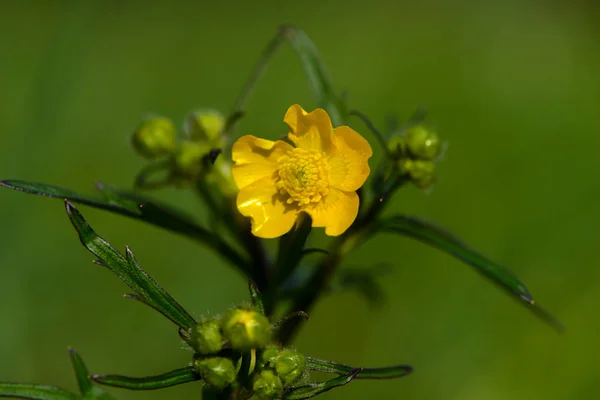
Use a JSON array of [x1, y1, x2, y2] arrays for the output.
[[232, 104, 372, 238]]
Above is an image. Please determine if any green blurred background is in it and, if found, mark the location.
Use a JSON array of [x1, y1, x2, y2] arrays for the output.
[[2, 0, 599, 398]]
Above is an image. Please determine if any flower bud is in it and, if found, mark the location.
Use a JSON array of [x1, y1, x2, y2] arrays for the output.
[[131, 116, 177, 159], [274, 349, 306, 386], [404, 159, 436, 189], [386, 136, 406, 159], [221, 307, 270, 350], [260, 347, 280, 368], [252, 370, 283, 399], [185, 109, 225, 145], [172, 140, 211, 180], [191, 318, 223, 355], [193, 356, 236, 390], [404, 125, 441, 160]]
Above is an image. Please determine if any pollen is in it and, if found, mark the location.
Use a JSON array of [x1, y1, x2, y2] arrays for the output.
[[275, 148, 330, 206]]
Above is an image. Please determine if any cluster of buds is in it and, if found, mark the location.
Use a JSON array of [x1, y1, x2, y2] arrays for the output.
[[130, 109, 236, 193], [189, 305, 307, 398], [387, 124, 443, 190]]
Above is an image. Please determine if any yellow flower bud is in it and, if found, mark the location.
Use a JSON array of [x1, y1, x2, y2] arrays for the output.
[[404, 125, 441, 160], [185, 109, 225, 145], [221, 307, 270, 350], [173, 140, 212, 181], [252, 370, 283, 399], [194, 356, 236, 390], [274, 349, 306, 386], [191, 318, 223, 355], [131, 116, 177, 159]]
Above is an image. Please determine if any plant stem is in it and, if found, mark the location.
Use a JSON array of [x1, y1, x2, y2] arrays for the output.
[[221, 28, 287, 145], [276, 179, 405, 345]]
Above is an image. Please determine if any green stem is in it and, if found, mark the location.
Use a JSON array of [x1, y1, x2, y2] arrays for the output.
[[221, 28, 287, 145], [194, 181, 269, 287], [276, 178, 405, 345]]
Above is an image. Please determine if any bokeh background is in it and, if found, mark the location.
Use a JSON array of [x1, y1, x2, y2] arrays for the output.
[[2, 1, 600, 399]]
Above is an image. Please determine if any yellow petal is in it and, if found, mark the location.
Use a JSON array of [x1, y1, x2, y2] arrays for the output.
[[232, 135, 293, 190], [284, 104, 334, 153], [327, 126, 372, 191], [237, 176, 298, 238], [334, 125, 373, 158], [304, 187, 359, 236]]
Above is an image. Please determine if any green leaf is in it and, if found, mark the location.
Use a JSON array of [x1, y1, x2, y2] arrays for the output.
[[272, 311, 310, 331], [248, 280, 265, 315], [329, 264, 393, 309], [91, 367, 197, 390], [375, 215, 563, 331], [282, 25, 345, 126], [305, 357, 412, 380], [0, 180, 249, 271], [65, 201, 196, 330], [0, 384, 80, 400], [284, 369, 360, 399], [68, 349, 115, 399]]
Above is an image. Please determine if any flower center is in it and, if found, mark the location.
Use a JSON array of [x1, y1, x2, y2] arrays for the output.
[[276, 148, 330, 206]]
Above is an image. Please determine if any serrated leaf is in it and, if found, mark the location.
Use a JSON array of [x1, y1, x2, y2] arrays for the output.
[[284, 369, 360, 399], [248, 280, 265, 315], [282, 25, 345, 126], [0, 180, 248, 271], [65, 201, 196, 330], [375, 215, 563, 331], [68, 348, 115, 399], [91, 367, 197, 390], [0, 383, 80, 400], [305, 357, 412, 380]]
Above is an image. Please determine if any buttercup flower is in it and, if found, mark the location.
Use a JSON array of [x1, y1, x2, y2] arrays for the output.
[[232, 104, 372, 238]]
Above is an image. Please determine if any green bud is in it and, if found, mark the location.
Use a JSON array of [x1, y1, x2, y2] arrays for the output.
[[386, 135, 406, 159], [206, 157, 238, 198], [260, 347, 280, 368], [173, 140, 211, 180], [404, 159, 436, 189], [194, 356, 236, 391], [252, 370, 283, 399], [404, 125, 441, 160], [191, 318, 223, 355], [131, 116, 177, 159], [221, 307, 270, 350], [274, 349, 306, 386], [185, 109, 225, 145]]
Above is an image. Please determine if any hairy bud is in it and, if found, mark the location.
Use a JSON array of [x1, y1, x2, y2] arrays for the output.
[[221, 307, 270, 350]]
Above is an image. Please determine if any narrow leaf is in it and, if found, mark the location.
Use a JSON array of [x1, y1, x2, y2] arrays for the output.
[[0, 383, 79, 400], [68, 348, 93, 396], [68, 348, 115, 399], [0, 180, 248, 270], [284, 369, 360, 399], [91, 367, 197, 390], [248, 281, 265, 315], [65, 201, 196, 330], [305, 357, 412, 380], [272, 311, 310, 330], [376, 215, 563, 331], [282, 25, 345, 126]]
